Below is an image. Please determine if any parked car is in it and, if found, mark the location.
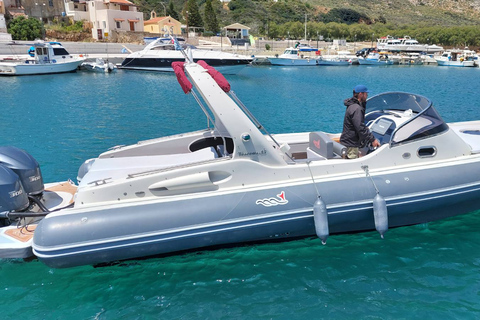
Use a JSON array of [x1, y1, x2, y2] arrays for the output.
[[356, 47, 376, 57]]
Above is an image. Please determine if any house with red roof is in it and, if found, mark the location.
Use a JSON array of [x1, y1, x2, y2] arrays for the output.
[[143, 11, 181, 35], [65, 0, 143, 40]]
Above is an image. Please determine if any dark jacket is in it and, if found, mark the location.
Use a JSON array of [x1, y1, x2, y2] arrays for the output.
[[339, 97, 375, 147]]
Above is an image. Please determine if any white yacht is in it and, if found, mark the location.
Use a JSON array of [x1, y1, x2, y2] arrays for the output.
[[119, 37, 252, 74], [377, 35, 443, 53], [435, 49, 477, 67], [268, 45, 320, 66], [358, 52, 394, 65], [0, 41, 85, 76], [80, 58, 116, 73]]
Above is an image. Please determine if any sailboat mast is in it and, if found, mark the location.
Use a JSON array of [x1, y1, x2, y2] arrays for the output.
[[304, 14, 307, 41]]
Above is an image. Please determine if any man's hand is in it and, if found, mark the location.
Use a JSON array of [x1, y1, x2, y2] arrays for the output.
[[371, 139, 381, 148]]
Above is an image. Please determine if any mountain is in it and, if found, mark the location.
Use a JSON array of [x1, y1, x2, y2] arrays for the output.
[[308, 0, 480, 25], [146, 0, 480, 29]]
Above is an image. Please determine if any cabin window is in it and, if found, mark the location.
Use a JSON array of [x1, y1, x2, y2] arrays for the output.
[[36, 47, 48, 55], [53, 48, 69, 55]]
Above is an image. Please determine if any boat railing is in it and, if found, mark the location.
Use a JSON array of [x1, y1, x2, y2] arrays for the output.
[[171, 45, 294, 162], [127, 156, 230, 179]]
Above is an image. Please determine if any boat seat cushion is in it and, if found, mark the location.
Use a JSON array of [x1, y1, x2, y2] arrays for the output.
[[79, 147, 218, 187], [308, 132, 346, 159]]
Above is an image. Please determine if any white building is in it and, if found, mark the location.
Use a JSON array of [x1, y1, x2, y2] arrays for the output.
[[65, 0, 143, 40], [0, 0, 12, 41]]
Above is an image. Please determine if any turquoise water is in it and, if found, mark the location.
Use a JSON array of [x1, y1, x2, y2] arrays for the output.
[[1, 65, 480, 319]]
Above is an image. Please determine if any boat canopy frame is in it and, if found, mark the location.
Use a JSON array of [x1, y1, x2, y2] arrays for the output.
[[366, 92, 449, 147]]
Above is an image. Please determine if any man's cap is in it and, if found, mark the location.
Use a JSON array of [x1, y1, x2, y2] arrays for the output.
[[354, 84, 370, 93]]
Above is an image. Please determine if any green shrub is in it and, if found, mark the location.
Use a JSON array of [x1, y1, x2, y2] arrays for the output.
[[8, 16, 43, 40]]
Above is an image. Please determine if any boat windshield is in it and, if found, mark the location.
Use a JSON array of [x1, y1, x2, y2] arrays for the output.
[[366, 92, 448, 146], [366, 92, 430, 114], [152, 44, 196, 51], [53, 48, 69, 56]]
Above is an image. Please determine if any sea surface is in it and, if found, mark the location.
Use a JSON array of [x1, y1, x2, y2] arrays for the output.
[[1, 64, 480, 319]]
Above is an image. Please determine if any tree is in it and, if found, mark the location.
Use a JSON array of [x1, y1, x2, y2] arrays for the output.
[[319, 8, 371, 25], [8, 16, 44, 40], [204, 0, 219, 33], [167, 1, 180, 21], [186, 0, 203, 29]]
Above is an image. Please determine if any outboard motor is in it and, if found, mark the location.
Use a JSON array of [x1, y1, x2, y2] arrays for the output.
[[0, 146, 44, 195], [0, 164, 29, 218], [77, 158, 96, 184]]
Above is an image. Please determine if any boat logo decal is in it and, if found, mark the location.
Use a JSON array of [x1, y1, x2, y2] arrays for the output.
[[255, 191, 288, 207], [9, 189, 23, 198], [313, 139, 320, 149], [29, 175, 41, 182]]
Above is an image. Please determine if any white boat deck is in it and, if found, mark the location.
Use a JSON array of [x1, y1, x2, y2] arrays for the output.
[[449, 121, 480, 153]]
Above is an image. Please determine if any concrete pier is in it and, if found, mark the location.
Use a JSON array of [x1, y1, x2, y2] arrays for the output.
[[0, 40, 145, 64]]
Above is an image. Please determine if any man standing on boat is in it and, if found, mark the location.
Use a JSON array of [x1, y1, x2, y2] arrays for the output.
[[340, 85, 381, 159]]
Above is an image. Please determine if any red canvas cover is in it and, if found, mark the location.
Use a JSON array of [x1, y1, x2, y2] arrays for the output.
[[171, 62, 192, 94], [197, 60, 231, 93]]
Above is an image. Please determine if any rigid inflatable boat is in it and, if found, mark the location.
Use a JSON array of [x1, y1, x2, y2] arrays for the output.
[[2, 50, 480, 268]]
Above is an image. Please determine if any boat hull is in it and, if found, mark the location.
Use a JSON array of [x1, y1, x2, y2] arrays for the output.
[[436, 60, 476, 67], [0, 59, 84, 76], [32, 159, 480, 268], [317, 59, 350, 66], [358, 59, 393, 65], [118, 56, 253, 74], [268, 57, 318, 66], [0, 226, 35, 258]]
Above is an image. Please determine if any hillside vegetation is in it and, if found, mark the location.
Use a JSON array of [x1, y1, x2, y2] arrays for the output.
[[308, 0, 480, 26], [139, 0, 480, 46], [157, 0, 480, 27]]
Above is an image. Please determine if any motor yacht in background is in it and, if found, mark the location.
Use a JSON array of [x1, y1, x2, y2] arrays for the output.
[[317, 56, 350, 66], [268, 43, 320, 66], [80, 58, 116, 73], [119, 37, 252, 74], [377, 35, 443, 53], [358, 52, 394, 65], [0, 41, 85, 76], [435, 49, 478, 67]]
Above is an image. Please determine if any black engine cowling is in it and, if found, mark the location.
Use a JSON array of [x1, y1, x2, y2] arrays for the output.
[[0, 164, 29, 216], [0, 146, 44, 195]]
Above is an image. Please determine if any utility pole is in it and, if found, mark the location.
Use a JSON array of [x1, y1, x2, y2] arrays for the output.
[[159, 2, 166, 16], [186, 10, 189, 39], [304, 13, 307, 41]]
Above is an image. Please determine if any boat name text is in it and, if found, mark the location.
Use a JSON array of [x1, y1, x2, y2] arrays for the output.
[[238, 149, 267, 157]]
